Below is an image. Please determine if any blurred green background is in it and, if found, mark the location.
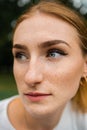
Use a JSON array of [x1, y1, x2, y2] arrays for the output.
[[0, 0, 87, 100], [0, 0, 39, 99], [0, 72, 17, 99]]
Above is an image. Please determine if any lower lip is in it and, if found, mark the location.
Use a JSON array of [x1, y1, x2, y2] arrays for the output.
[[24, 94, 51, 102]]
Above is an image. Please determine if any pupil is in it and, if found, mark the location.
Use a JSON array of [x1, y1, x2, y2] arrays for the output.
[[51, 53, 55, 57]]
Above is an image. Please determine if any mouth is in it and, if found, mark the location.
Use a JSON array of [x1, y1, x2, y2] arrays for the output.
[[24, 92, 52, 102]]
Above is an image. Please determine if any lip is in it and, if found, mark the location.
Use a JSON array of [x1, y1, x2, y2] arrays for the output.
[[24, 92, 52, 102]]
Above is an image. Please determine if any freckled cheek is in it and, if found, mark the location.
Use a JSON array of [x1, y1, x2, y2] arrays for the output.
[[44, 64, 82, 96], [13, 62, 27, 86], [13, 67, 26, 94]]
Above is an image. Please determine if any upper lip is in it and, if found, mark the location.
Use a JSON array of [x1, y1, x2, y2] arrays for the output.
[[24, 92, 52, 96]]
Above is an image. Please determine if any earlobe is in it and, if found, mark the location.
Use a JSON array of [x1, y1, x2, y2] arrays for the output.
[[83, 56, 87, 77], [80, 59, 87, 87], [80, 76, 87, 87]]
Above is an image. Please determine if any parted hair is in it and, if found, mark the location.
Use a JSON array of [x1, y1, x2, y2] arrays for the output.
[[13, 0, 87, 112]]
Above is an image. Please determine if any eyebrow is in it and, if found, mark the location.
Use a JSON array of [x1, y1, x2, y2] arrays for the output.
[[13, 40, 70, 50], [13, 44, 27, 50], [38, 40, 70, 48]]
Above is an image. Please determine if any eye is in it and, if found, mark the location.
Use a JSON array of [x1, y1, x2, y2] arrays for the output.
[[14, 52, 28, 61], [46, 49, 68, 58]]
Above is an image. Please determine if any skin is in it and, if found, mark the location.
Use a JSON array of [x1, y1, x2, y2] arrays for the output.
[[10, 12, 87, 130]]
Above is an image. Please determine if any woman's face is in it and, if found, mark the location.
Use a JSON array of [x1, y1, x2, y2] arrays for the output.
[[13, 13, 87, 116]]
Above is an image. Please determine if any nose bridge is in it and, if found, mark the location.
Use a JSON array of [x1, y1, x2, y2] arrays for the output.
[[29, 57, 43, 74], [28, 60, 40, 76], [25, 57, 43, 84]]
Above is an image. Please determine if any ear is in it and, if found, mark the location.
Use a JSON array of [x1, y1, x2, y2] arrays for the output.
[[83, 56, 87, 77]]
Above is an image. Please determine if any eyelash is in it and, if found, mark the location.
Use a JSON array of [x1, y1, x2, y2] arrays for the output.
[[46, 48, 68, 58], [14, 52, 28, 61]]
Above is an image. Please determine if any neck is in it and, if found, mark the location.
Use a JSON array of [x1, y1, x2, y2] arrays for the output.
[[24, 105, 65, 130]]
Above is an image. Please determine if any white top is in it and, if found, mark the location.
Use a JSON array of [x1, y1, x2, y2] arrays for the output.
[[0, 96, 87, 130]]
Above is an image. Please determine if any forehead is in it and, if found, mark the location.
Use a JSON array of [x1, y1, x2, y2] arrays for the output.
[[13, 12, 79, 44]]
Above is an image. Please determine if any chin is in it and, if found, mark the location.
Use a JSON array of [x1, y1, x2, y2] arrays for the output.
[[24, 104, 53, 117], [24, 102, 62, 119]]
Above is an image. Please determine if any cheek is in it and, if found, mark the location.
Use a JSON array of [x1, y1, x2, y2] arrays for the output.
[[45, 60, 84, 99], [13, 63, 20, 80], [13, 60, 27, 77], [13, 62, 26, 87]]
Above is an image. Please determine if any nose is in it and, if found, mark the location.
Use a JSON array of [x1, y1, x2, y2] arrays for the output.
[[24, 60, 43, 87]]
